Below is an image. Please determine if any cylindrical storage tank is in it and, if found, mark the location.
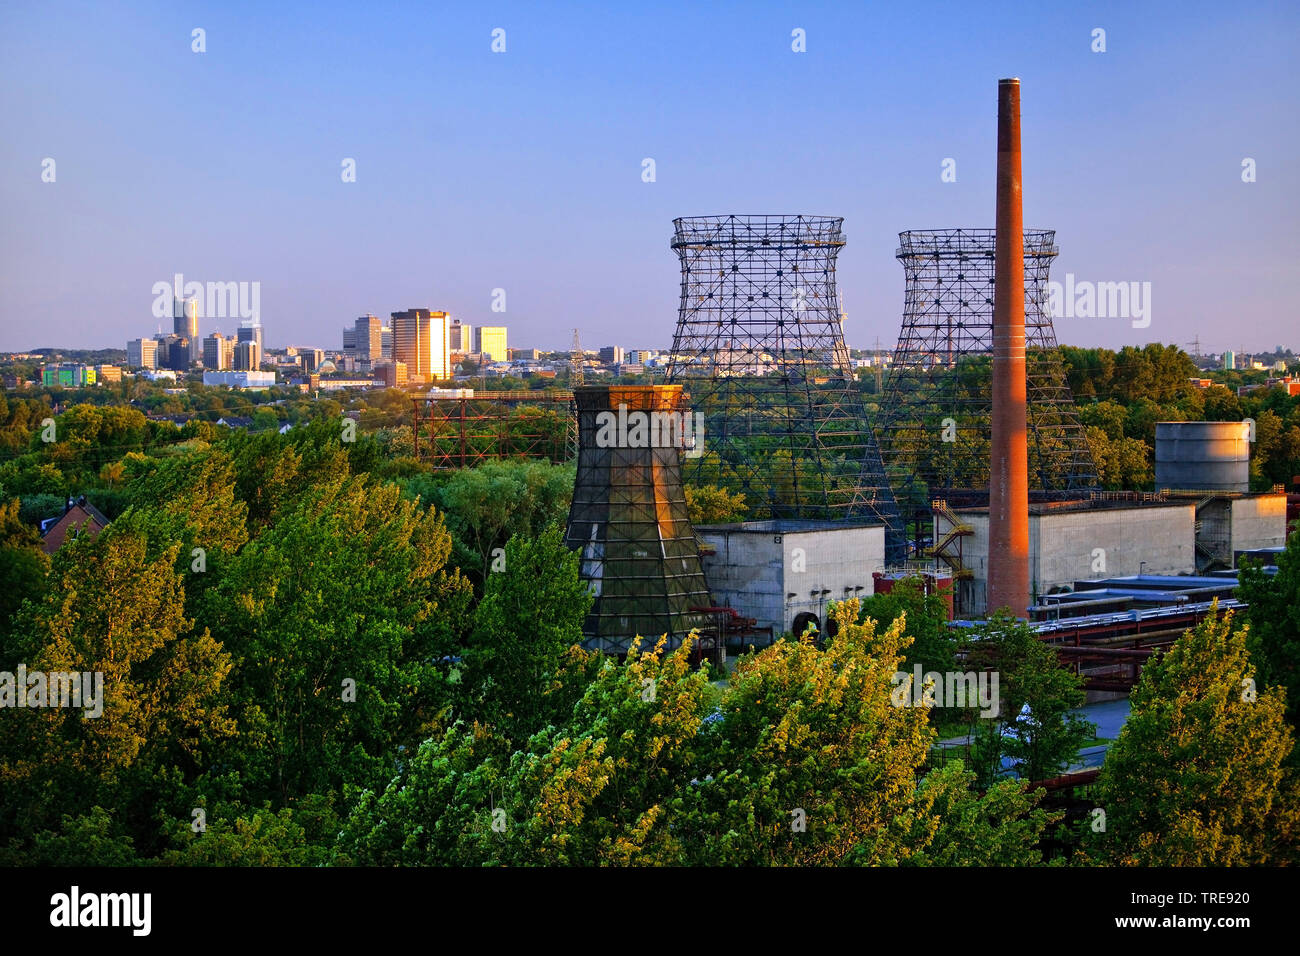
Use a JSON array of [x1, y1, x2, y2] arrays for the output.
[[1154, 421, 1250, 492]]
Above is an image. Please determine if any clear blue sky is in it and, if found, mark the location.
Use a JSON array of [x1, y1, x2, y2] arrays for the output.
[[2, 0, 1296, 355]]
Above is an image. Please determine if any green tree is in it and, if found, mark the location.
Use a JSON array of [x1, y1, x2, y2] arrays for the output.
[[901, 760, 1056, 866], [429, 460, 574, 585], [207, 474, 472, 804], [684, 483, 747, 525], [1086, 609, 1299, 864], [461, 525, 595, 744], [0, 498, 49, 657], [673, 600, 935, 865], [965, 613, 1094, 787], [0, 524, 235, 838], [1086, 426, 1152, 490], [858, 575, 956, 679], [1238, 533, 1300, 730]]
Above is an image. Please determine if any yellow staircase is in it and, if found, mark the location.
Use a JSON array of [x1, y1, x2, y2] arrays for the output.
[[927, 499, 974, 580]]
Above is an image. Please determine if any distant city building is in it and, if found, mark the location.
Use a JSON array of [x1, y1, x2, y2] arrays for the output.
[[356, 315, 383, 367], [233, 340, 261, 371], [475, 326, 507, 363], [95, 365, 123, 384], [509, 347, 541, 361], [127, 337, 158, 370], [301, 348, 326, 373], [174, 296, 201, 363], [375, 360, 408, 388], [342, 327, 358, 352], [237, 320, 264, 361], [203, 333, 235, 370], [449, 319, 473, 353], [157, 334, 190, 372], [1223, 350, 1236, 370], [202, 370, 276, 390], [380, 325, 393, 357], [391, 309, 452, 382], [317, 378, 379, 391], [599, 345, 625, 365], [41, 364, 97, 387]]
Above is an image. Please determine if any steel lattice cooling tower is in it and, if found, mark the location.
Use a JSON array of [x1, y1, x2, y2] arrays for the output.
[[877, 228, 1097, 527], [665, 214, 900, 541], [563, 384, 713, 654]]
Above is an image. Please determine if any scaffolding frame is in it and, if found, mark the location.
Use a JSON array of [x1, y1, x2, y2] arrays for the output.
[[665, 214, 900, 536], [879, 229, 1097, 558], [411, 391, 576, 469]]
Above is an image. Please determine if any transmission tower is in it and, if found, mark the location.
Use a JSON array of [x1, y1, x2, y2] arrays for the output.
[[570, 328, 585, 387]]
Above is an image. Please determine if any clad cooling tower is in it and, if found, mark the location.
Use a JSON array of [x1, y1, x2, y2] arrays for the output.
[[564, 384, 713, 654]]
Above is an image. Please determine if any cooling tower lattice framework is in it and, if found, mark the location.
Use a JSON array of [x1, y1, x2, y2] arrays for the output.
[[879, 228, 1097, 511], [665, 214, 899, 533]]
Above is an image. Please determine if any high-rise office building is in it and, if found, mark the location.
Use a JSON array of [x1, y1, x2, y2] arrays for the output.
[[203, 332, 236, 370], [302, 349, 325, 373], [128, 337, 158, 370], [449, 319, 473, 353], [161, 335, 190, 372], [1223, 350, 1236, 370], [174, 296, 200, 364], [391, 309, 451, 382], [475, 326, 507, 363], [599, 345, 625, 365], [380, 326, 393, 358], [237, 320, 264, 360], [355, 315, 383, 366], [234, 340, 261, 371]]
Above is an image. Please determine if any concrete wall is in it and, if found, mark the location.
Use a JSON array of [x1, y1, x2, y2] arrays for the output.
[[1034, 505, 1195, 597], [696, 523, 886, 636], [943, 503, 1197, 617], [1231, 494, 1288, 558], [696, 530, 787, 637]]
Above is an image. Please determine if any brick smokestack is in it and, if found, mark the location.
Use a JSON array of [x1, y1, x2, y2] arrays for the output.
[[988, 78, 1029, 617]]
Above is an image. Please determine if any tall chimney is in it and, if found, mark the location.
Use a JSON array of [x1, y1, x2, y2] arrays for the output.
[[988, 78, 1029, 617]]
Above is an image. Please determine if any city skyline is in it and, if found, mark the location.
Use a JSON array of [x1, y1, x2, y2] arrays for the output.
[[2, 1, 1297, 355]]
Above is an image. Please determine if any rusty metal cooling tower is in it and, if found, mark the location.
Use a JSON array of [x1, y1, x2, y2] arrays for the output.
[[563, 384, 713, 654]]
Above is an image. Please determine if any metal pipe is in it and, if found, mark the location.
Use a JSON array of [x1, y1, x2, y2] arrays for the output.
[[988, 77, 1030, 617]]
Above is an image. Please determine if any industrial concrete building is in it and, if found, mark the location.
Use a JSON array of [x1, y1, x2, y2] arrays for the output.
[[1181, 491, 1289, 567], [695, 519, 886, 639], [934, 497, 1197, 617], [934, 491, 1288, 617]]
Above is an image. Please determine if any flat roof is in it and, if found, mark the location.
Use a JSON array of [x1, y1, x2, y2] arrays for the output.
[[695, 518, 884, 533], [953, 498, 1191, 515]]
